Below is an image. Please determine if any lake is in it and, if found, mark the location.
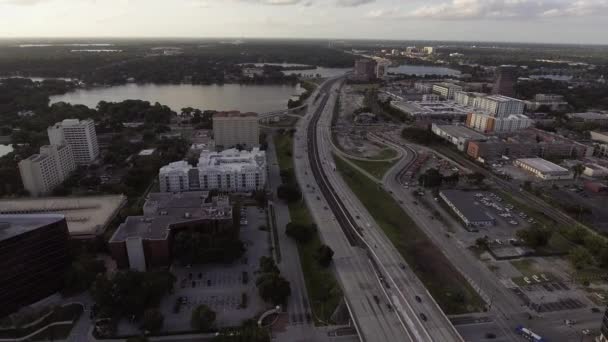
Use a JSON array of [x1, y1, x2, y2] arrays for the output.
[[0, 144, 13, 158], [50, 83, 305, 113]]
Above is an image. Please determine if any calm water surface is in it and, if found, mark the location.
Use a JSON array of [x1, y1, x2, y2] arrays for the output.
[[50, 83, 305, 113]]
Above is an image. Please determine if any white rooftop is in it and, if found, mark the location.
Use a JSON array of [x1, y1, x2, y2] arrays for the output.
[[516, 158, 569, 173], [199, 148, 266, 172]]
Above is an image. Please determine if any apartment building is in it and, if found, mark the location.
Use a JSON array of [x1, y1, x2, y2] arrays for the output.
[[212, 111, 259, 149], [477, 95, 525, 117], [48, 119, 99, 164], [466, 113, 533, 133], [432, 82, 463, 99], [19, 145, 75, 196], [159, 148, 267, 193]]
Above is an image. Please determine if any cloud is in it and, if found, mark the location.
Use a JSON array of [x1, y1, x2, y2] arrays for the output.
[[238, 0, 306, 5], [368, 0, 608, 20], [336, 0, 374, 7], [0, 0, 52, 5]]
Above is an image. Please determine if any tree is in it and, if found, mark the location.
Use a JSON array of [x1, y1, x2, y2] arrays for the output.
[[142, 309, 164, 333], [285, 222, 316, 243], [191, 305, 216, 331], [126, 337, 149, 342], [572, 163, 585, 180], [63, 255, 106, 295], [316, 245, 334, 267], [569, 246, 594, 270], [277, 183, 302, 203], [256, 272, 291, 305], [259, 256, 279, 274], [516, 228, 552, 248], [466, 172, 486, 185], [212, 320, 270, 342], [418, 168, 443, 188]]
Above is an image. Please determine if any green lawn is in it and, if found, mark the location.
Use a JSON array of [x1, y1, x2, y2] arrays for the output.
[[335, 156, 485, 314], [273, 133, 343, 325], [369, 148, 398, 160], [348, 158, 396, 179]]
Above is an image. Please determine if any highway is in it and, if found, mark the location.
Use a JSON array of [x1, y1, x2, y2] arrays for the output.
[[294, 76, 463, 342]]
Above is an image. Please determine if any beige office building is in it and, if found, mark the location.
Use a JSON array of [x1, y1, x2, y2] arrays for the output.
[[212, 111, 259, 149], [19, 145, 75, 196]]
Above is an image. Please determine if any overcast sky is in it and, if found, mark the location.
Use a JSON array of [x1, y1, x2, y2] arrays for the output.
[[1, 0, 607, 44]]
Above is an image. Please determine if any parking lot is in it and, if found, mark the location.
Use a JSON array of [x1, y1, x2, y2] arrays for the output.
[[160, 205, 272, 332]]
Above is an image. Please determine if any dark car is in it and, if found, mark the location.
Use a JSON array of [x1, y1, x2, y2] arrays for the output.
[[415, 296, 421, 303], [419, 313, 427, 321]]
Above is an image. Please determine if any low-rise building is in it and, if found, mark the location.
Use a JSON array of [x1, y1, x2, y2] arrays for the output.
[[591, 131, 608, 144], [108, 192, 234, 271], [583, 163, 608, 178], [568, 112, 608, 127], [514, 158, 573, 180], [431, 124, 488, 151], [391, 100, 469, 121], [0, 214, 70, 317], [524, 94, 568, 111], [439, 190, 496, 228]]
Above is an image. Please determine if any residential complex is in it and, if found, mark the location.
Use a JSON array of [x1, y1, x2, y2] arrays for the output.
[[212, 111, 259, 149], [109, 192, 234, 271], [455, 92, 525, 117], [0, 214, 70, 317], [48, 119, 99, 165], [524, 94, 568, 111], [18, 144, 76, 196], [432, 82, 463, 99], [466, 113, 533, 133], [514, 158, 574, 180], [159, 148, 267, 193]]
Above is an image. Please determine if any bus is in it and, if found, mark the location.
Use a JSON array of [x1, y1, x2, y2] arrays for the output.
[[516, 325, 545, 342]]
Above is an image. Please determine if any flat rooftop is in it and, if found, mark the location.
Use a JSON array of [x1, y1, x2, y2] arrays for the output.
[[516, 158, 569, 173], [0, 214, 65, 242], [434, 125, 488, 140], [110, 192, 232, 242], [0, 195, 126, 237], [440, 190, 495, 223]]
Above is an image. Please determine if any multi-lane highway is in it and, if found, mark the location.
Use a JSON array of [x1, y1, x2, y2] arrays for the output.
[[294, 77, 463, 342]]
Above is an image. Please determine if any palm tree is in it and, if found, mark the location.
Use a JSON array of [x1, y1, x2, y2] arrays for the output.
[[572, 164, 585, 180]]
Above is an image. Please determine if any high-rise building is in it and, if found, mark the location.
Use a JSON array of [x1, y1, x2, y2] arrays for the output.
[[477, 95, 525, 117], [492, 65, 517, 97], [19, 144, 75, 196], [0, 214, 70, 317], [48, 119, 99, 165], [353, 59, 378, 81], [212, 111, 259, 149], [432, 83, 463, 99], [466, 113, 533, 133], [159, 148, 267, 193]]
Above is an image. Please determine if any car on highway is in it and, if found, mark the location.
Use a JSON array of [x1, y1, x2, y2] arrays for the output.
[[419, 313, 427, 321], [415, 295, 421, 303]]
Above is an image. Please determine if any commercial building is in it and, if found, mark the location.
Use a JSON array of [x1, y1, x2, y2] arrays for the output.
[[48, 119, 99, 165], [212, 111, 259, 149], [591, 131, 608, 144], [514, 158, 573, 180], [0, 214, 70, 317], [439, 190, 496, 228], [159, 148, 266, 193], [583, 163, 608, 178], [467, 128, 593, 161], [109, 192, 234, 271], [466, 113, 533, 133], [423, 47, 434, 54], [524, 94, 568, 111], [0, 195, 126, 238], [492, 65, 517, 97], [454, 91, 486, 107], [431, 124, 488, 151], [391, 101, 469, 121], [19, 144, 76, 197], [568, 112, 608, 127], [432, 83, 463, 99], [353, 59, 378, 81]]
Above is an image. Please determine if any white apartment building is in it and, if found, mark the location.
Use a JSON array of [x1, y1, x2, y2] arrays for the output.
[[432, 83, 463, 99], [467, 113, 533, 133], [19, 144, 75, 196], [414, 82, 433, 93], [213, 111, 259, 149], [159, 148, 267, 193], [48, 119, 99, 164], [477, 95, 525, 117], [422, 94, 441, 102], [454, 91, 486, 107]]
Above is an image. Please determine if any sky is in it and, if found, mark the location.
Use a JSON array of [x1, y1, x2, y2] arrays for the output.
[[1, 0, 608, 44]]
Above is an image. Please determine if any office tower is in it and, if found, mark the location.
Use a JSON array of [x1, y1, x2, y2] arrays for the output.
[[492, 65, 517, 97]]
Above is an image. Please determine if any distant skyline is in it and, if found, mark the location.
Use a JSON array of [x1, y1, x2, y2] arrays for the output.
[[1, 0, 608, 44]]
